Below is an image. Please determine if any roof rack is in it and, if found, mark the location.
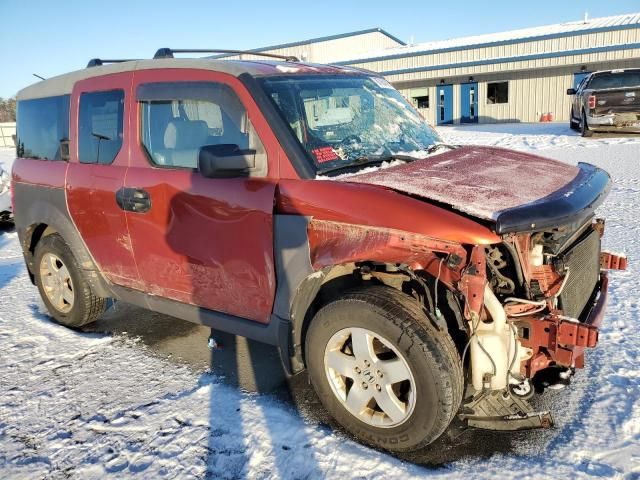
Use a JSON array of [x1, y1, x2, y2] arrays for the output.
[[153, 48, 300, 62], [87, 58, 138, 68]]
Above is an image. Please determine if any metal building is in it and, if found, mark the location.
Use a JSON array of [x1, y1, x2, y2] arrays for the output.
[[213, 27, 405, 64], [229, 13, 640, 125]]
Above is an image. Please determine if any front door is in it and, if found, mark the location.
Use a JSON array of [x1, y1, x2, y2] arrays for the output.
[[460, 82, 478, 124], [66, 72, 142, 290], [124, 69, 279, 323], [436, 84, 453, 125]]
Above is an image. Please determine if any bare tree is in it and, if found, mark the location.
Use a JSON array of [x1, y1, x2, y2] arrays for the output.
[[0, 98, 16, 122]]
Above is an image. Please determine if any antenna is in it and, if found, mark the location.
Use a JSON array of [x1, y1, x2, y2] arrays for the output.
[[33, 73, 46, 81], [584, 11, 589, 23]]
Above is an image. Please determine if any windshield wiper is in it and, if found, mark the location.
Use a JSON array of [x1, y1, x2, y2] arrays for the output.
[[316, 157, 385, 176], [427, 143, 458, 154]]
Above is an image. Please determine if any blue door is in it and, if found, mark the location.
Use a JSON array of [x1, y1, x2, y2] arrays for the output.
[[573, 72, 591, 89], [436, 84, 453, 125], [460, 82, 478, 123]]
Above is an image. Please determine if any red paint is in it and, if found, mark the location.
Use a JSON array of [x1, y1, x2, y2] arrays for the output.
[[459, 245, 487, 319], [124, 69, 281, 322], [12, 158, 67, 188], [600, 251, 628, 270], [66, 72, 141, 288], [308, 219, 468, 289], [519, 273, 609, 377], [340, 146, 580, 221], [277, 179, 500, 245]]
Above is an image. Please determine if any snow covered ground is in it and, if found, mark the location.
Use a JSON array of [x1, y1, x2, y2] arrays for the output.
[[1, 124, 639, 479]]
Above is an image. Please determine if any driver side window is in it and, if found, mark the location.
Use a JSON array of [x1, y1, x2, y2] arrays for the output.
[[138, 81, 266, 175]]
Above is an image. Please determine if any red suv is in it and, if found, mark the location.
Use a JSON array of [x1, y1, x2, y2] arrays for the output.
[[12, 50, 626, 452]]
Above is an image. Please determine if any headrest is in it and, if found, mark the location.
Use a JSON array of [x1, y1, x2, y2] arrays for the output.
[[164, 119, 209, 149]]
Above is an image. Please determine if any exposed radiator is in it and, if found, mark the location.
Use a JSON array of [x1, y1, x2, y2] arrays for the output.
[[557, 229, 601, 319]]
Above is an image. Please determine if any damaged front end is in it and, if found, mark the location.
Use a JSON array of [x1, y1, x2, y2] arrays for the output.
[[459, 218, 627, 431]]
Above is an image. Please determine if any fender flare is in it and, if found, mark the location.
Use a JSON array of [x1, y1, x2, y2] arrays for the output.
[[14, 183, 112, 298]]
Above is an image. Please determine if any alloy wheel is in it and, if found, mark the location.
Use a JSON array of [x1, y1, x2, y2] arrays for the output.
[[39, 252, 74, 313], [323, 327, 416, 428]]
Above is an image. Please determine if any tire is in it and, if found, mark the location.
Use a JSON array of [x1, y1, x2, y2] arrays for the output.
[[305, 285, 463, 452], [569, 109, 579, 131], [33, 233, 107, 328], [581, 110, 593, 137]]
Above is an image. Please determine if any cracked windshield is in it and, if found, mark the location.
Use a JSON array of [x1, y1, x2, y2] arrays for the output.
[[260, 75, 441, 174]]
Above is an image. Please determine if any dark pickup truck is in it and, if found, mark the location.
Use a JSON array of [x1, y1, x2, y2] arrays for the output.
[[568, 68, 640, 137]]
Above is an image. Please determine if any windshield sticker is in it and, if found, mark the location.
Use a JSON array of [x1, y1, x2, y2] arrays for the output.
[[371, 77, 394, 89], [311, 146, 340, 163]]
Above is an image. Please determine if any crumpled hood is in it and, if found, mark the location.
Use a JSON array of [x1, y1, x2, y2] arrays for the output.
[[340, 146, 582, 222]]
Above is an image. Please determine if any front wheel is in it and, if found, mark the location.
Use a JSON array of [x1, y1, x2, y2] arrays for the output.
[[569, 109, 579, 130], [34, 233, 107, 328], [305, 286, 463, 452]]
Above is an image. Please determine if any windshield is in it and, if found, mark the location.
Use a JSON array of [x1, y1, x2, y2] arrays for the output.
[[259, 75, 441, 174], [589, 71, 640, 90]]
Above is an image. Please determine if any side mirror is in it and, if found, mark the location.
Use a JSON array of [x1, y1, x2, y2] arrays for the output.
[[567, 88, 577, 95], [198, 144, 256, 178]]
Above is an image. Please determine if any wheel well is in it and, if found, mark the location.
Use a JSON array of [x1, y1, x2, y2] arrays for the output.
[[295, 262, 466, 369], [29, 224, 58, 255], [23, 223, 58, 282]]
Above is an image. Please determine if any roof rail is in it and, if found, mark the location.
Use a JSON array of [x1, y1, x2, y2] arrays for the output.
[[153, 48, 299, 62], [87, 58, 138, 68]]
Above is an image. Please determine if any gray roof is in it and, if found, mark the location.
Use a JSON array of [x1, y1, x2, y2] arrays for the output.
[[17, 58, 361, 100]]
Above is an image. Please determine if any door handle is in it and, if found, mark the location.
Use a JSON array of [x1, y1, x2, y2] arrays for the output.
[[116, 187, 151, 213]]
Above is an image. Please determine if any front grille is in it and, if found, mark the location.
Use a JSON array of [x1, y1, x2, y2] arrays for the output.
[[557, 229, 601, 319]]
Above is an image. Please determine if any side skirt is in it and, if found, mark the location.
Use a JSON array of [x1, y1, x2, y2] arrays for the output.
[[108, 284, 294, 374]]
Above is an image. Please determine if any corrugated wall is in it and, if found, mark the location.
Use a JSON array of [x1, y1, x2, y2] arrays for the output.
[[397, 57, 640, 125], [350, 27, 640, 77], [219, 31, 402, 64]]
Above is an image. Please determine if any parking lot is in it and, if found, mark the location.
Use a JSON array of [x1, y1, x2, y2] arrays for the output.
[[1, 123, 639, 479]]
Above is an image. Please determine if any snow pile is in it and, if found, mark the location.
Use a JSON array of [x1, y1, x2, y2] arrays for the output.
[[1, 123, 640, 479], [0, 148, 14, 173]]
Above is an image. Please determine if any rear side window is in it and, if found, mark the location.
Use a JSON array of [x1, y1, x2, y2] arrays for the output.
[[137, 81, 265, 174], [16, 95, 70, 160], [78, 90, 124, 164]]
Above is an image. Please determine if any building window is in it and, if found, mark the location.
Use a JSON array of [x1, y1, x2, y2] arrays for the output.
[[413, 95, 429, 109], [16, 95, 70, 160], [78, 90, 125, 164], [487, 82, 508, 104]]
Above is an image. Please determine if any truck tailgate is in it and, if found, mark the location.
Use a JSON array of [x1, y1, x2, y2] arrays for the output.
[[593, 87, 640, 115]]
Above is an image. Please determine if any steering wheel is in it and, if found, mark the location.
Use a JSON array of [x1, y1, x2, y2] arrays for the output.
[[340, 135, 362, 146]]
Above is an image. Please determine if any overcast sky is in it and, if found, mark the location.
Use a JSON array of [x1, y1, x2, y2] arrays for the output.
[[1, 0, 638, 97]]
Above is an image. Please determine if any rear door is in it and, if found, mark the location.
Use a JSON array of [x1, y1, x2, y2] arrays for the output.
[[66, 73, 141, 289], [124, 69, 279, 323]]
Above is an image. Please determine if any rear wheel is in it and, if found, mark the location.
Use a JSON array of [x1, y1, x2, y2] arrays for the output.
[[305, 286, 463, 452], [581, 110, 593, 137], [34, 233, 107, 327]]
